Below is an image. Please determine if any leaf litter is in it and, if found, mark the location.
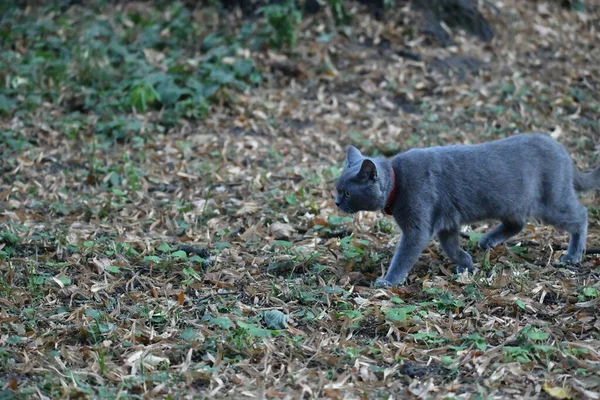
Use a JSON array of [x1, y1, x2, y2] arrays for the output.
[[0, 0, 599, 399]]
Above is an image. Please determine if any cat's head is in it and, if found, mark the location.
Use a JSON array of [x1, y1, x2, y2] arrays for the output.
[[335, 146, 387, 213]]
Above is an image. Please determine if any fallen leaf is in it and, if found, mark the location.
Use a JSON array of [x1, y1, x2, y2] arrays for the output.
[[143, 48, 165, 66], [235, 202, 259, 216], [543, 383, 572, 399], [90, 257, 111, 274], [269, 222, 295, 240]]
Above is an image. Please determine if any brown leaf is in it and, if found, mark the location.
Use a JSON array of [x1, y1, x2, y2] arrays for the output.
[[235, 202, 259, 216], [269, 222, 295, 240], [143, 48, 165, 67]]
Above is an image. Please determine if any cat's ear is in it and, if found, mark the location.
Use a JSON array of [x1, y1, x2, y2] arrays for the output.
[[358, 159, 377, 181], [346, 146, 362, 164]]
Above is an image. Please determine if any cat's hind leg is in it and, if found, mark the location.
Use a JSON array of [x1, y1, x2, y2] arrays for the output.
[[478, 220, 524, 249], [438, 228, 474, 273], [543, 201, 588, 264]]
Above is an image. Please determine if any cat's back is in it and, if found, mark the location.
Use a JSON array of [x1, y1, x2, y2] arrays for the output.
[[396, 133, 568, 164], [392, 133, 573, 193], [391, 133, 575, 223]]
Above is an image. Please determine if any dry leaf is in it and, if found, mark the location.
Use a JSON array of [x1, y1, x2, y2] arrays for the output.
[[235, 202, 259, 216], [143, 48, 165, 66], [269, 222, 295, 240], [543, 383, 572, 399], [90, 257, 111, 274]]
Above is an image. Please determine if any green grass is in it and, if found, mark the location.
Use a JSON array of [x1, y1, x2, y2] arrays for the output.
[[0, 1, 264, 138]]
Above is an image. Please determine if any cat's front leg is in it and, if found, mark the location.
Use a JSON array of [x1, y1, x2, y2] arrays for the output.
[[375, 228, 431, 287]]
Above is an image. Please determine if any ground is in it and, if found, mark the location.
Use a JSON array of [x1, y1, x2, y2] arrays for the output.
[[1, 0, 599, 399]]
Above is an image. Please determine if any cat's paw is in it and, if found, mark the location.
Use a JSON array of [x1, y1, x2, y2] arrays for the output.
[[559, 253, 581, 265], [374, 278, 394, 288], [477, 237, 496, 250], [456, 264, 474, 274]]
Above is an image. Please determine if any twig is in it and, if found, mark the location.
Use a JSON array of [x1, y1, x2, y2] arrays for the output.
[[270, 175, 302, 181], [196, 291, 238, 302]]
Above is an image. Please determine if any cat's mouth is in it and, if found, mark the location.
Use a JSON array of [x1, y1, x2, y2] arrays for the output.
[[337, 204, 357, 214]]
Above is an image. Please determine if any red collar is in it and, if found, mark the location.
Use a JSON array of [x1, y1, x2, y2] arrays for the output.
[[382, 168, 397, 215]]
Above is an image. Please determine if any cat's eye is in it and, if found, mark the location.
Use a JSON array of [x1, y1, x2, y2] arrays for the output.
[[343, 190, 350, 198]]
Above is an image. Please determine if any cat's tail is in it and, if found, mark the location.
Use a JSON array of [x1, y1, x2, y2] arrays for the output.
[[574, 166, 600, 191]]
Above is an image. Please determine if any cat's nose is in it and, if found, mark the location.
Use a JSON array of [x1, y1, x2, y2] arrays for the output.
[[335, 200, 341, 207]]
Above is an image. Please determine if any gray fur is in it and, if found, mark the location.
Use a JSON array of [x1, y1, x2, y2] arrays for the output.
[[335, 133, 600, 287]]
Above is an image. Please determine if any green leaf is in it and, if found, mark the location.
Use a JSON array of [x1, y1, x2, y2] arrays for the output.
[[6, 336, 22, 345], [526, 330, 549, 341], [57, 276, 72, 286], [465, 333, 488, 351], [323, 285, 344, 294], [385, 306, 416, 322], [209, 68, 236, 85], [209, 317, 231, 330], [237, 321, 273, 337], [99, 323, 115, 333], [0, 230, 19, 246], [86, 309, 101, 320], [440, 356, 455, 365], [533, 345, 556, 353], [285, 193, 297, 205], [144, 255, 161, 263], [201, 32, 223, 51], [171, 250, 188, 260], [515, 299, 526, 310], [317, 33, 336, 43], [156, 80, 186, 106], [105, 265, 121, 274], [273, 240, 292, 248], [583, 287, 599, 298], [31, 276, 45, 285], [467, 232, 484, 244], [233, 59, 254, 78], [180, 328, 198, 342], [509, 246, 528, 255], [0, 94, 16, 114], [327, 216, 353, 225], [189, 255, 205, 263], [130, 81, 160, 112], [453, 299, 466, 308], [157, 243, 172, 253], [112, 189, 127, 196]]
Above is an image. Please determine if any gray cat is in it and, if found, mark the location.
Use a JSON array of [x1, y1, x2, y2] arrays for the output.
[[335, 133, 600, 287]]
